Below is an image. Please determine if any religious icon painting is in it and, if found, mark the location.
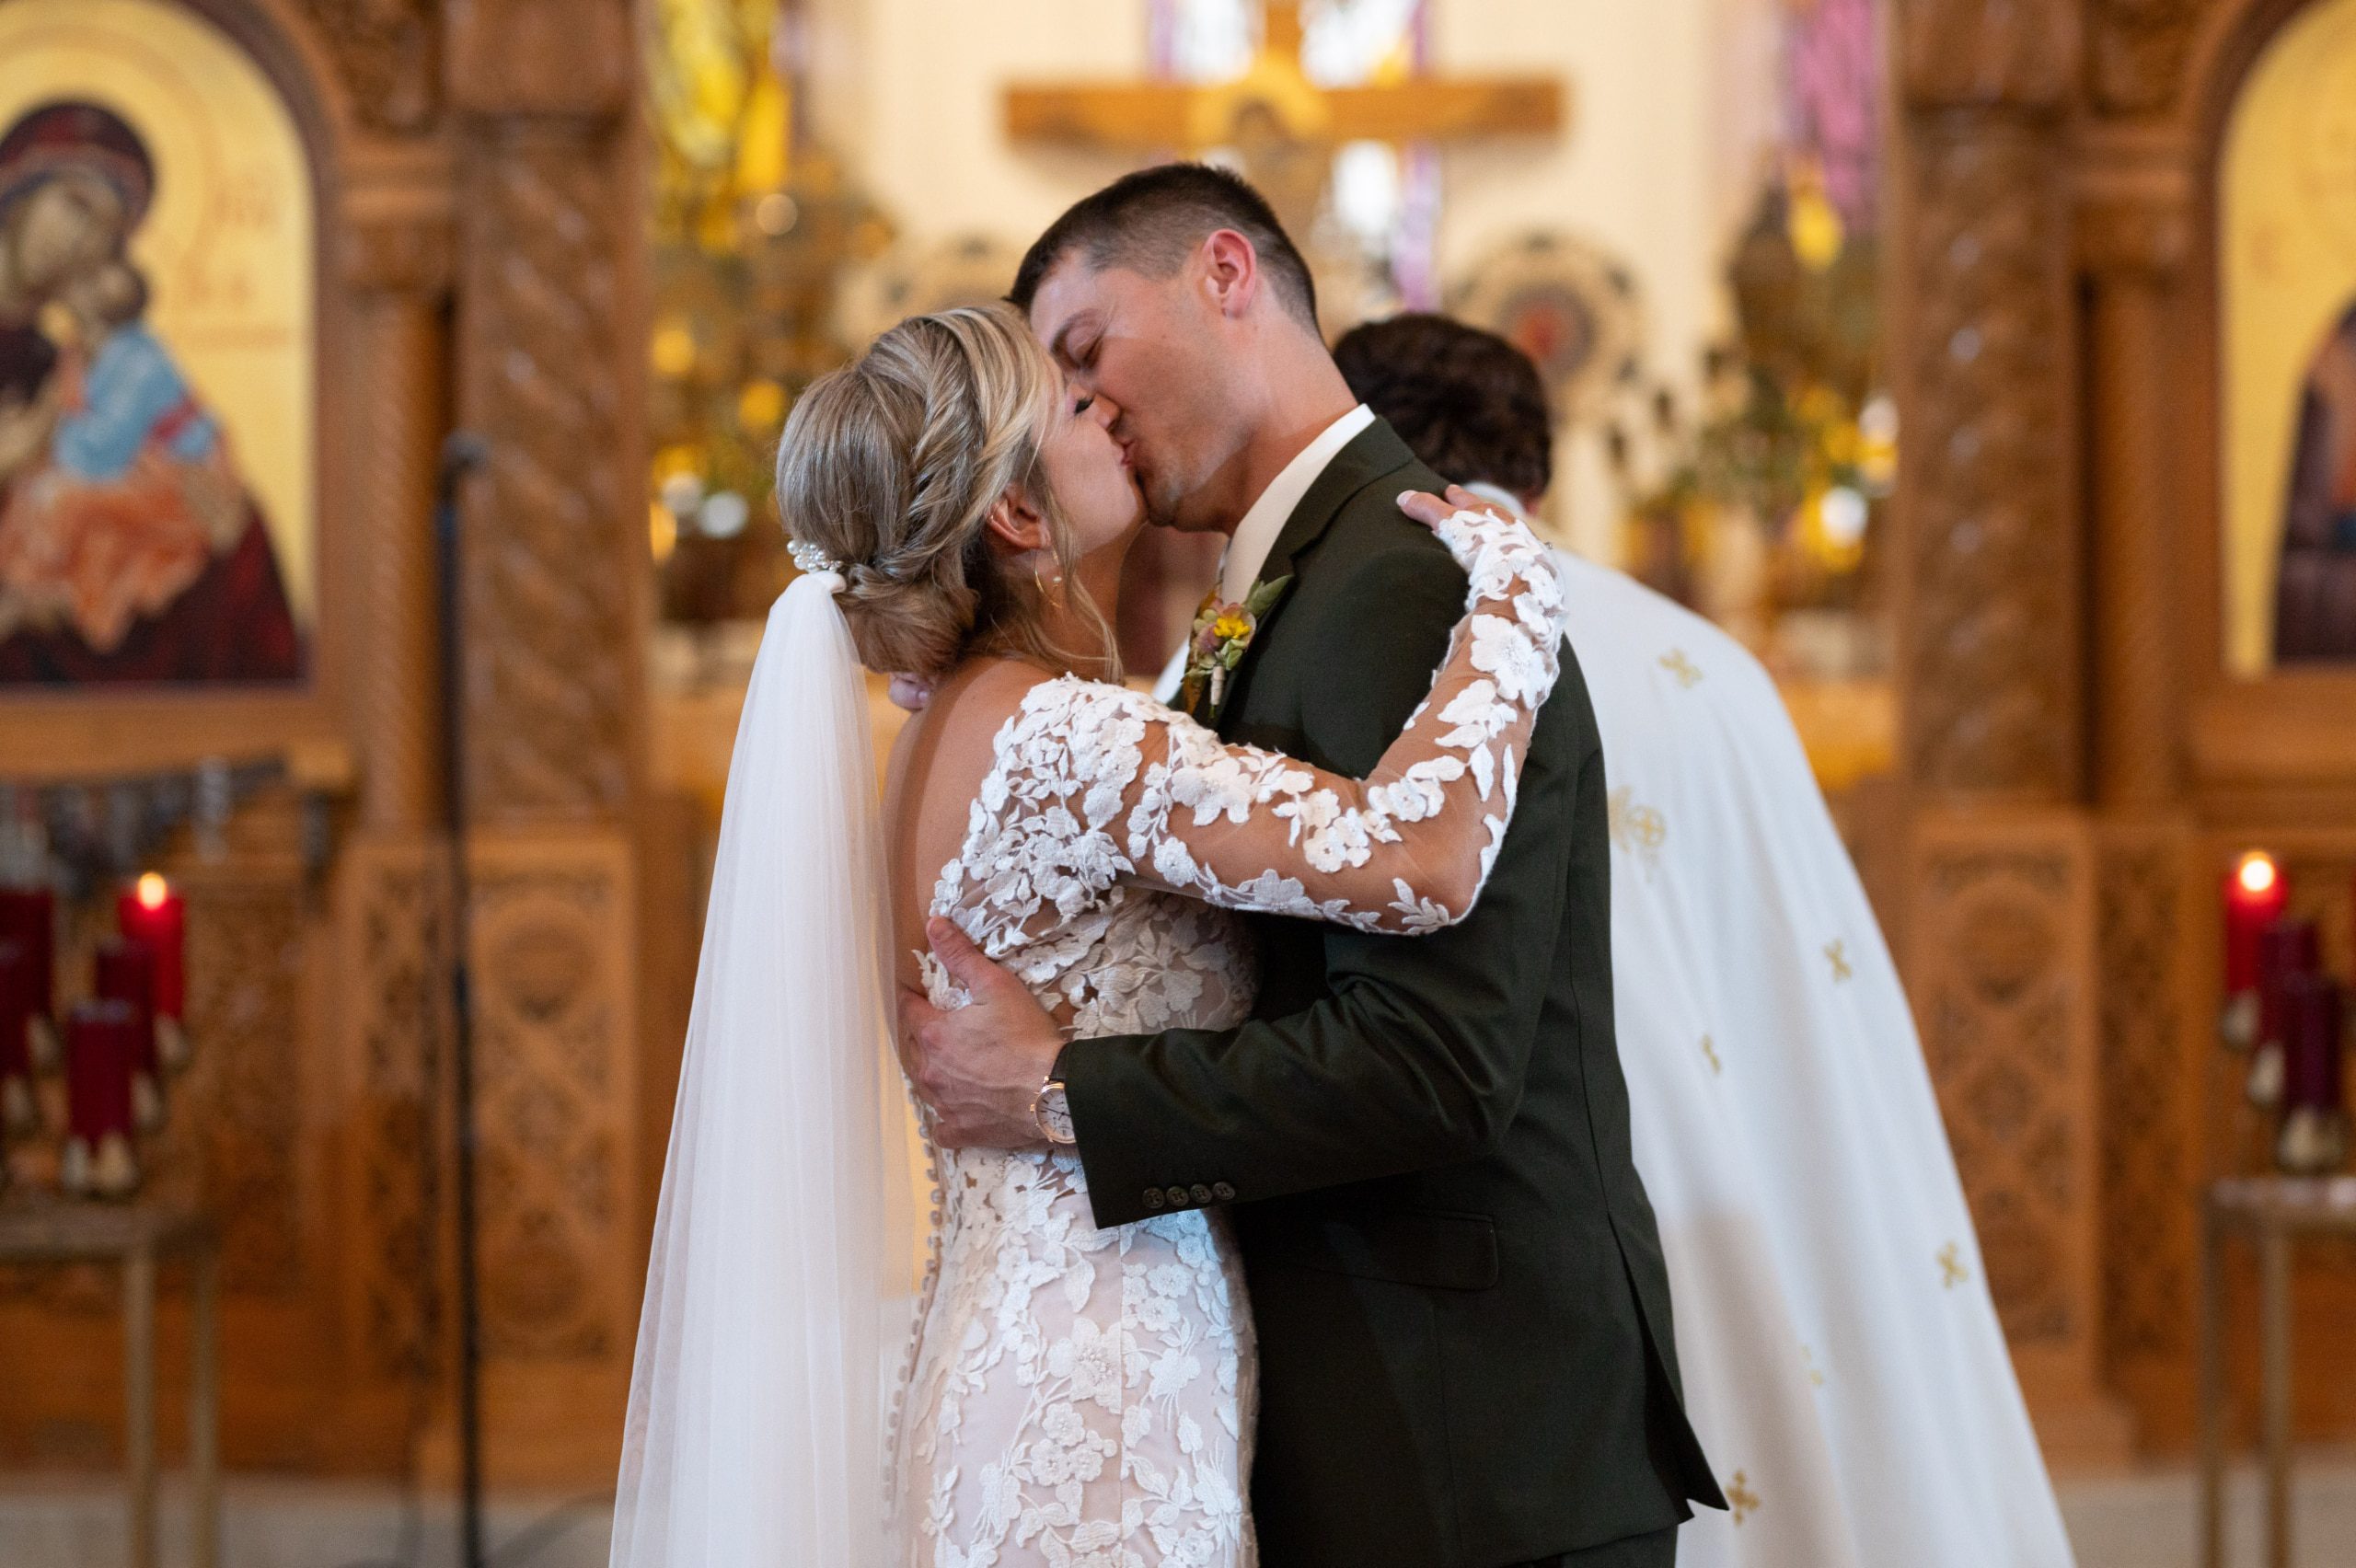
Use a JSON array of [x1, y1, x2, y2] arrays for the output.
[[1449, 231, 1644, 427], [2222, 0, 2356, 670], [0, 0, 314, 687]]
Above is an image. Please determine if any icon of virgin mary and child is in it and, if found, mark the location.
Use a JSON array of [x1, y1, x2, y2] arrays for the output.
[[0, 99, 301, 685]]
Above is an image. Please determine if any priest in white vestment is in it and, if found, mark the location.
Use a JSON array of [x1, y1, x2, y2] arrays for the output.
[[1309, 315, 2078, 1568]]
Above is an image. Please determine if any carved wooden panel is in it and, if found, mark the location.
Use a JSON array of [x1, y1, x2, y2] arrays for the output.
[[340, 836, 450, 1382], [1900, 117, 2082, 799], [456, 124, 641, 825], [2086, 0, 2212, 116], [1910, 817, 2099, 1347], [153, 868, 308, 1296], [468, 833, 637, 1364], [297, 0, 438, 133], [445, 0, 631, 118], [2095, 824, 2197, 1365], [1900, 0, 2082, 109]]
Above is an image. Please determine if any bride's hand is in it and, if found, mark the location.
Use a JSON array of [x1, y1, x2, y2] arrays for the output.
[[1396, 483, 1515, 532], [1395, 484, 1567, 688]]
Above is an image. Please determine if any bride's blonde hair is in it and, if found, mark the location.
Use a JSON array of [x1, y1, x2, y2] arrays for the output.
[[776, 302, 1115, 679]]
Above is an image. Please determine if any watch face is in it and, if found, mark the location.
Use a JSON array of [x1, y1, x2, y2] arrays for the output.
[[1037, 1082, 1076, 1145]]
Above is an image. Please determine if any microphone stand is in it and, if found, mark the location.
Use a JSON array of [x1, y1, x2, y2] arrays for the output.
[[433, 432, 491, 1568]]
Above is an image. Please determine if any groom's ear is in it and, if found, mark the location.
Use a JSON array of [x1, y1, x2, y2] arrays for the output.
[[981, 486, 1049, 556], [1198, 229, 1262, 321]]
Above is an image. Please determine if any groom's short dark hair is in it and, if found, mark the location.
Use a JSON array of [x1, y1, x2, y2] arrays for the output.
[[1010, 163, 1319, 331], [1334, 313, 1554, 502]]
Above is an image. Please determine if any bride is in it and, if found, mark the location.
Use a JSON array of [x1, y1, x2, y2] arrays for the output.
[[610, 303, 1567, 1567]]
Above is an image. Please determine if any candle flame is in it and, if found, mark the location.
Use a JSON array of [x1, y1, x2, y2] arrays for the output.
[[135, 872, 169, 911], [2235, 852, 2279, 897]]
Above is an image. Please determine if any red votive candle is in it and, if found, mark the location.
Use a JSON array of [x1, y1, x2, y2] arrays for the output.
[[0, 940, 34, 1130], [2258, 919, 2322, 1047], [117, 873, 187, 1069], [0, 884, 53, 1045], [63, 998, 140, 1197], [2281, 974, 2345, 1110], [2277, 974, 2350, 1175], [116, 874, 184, 1020], [65, 998, 135, 1140], [92, 938, 162, 1130], [2225, 852, 2290, 993]]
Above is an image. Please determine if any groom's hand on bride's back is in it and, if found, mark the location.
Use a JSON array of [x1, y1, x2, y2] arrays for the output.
[[897, 917, 1067, 1149]]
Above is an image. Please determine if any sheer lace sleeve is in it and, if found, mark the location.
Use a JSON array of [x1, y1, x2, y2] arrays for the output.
[[949, 505, 1567, 943]]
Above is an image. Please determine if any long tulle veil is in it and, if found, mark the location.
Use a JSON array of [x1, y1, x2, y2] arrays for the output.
[[612, 570, 917, 1565]]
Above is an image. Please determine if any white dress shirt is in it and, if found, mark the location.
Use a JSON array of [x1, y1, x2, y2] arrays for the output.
[[1153, 403, 1375, 703], [1216, 403, 1375, 603]]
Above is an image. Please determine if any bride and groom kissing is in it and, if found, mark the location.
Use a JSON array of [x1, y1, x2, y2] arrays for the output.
[[617, 162, 1721, 1568]]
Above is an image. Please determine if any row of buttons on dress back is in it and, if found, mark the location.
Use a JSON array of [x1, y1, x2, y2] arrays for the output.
[[1143, 1180, 1236, 1211]]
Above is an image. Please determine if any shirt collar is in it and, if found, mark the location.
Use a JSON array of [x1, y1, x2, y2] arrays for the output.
[[1217, 403, 1375, 602]]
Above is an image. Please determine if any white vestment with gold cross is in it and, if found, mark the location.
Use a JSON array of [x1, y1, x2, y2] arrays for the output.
[[1550, 542, 2076, 1568]]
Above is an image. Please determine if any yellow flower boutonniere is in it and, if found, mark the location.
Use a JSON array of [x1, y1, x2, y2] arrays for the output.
[[1179, 574, 1290, 719]]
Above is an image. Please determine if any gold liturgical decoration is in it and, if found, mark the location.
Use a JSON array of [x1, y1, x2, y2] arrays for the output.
[[1606, 784, 1667, 869], [1006, 1, 1562, 236]]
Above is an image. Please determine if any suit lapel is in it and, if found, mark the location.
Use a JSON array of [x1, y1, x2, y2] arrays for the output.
[[1213, 420, 1420, 732]]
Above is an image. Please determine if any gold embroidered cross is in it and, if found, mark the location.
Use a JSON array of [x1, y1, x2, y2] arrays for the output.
[[1824, 940, 1854, 983], [1802, 1344, 1826, 1387], [1659, 648, 1703, 688], [1726, 1470, 1761, 1524], [1607, 787, 1668, 864], [1938, 1241, 1969, 1288], [1700, 1035, 1723, 1077]]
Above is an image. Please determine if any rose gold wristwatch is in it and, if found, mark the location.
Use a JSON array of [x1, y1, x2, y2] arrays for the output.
[[1032, 1074, 1075, 1146]]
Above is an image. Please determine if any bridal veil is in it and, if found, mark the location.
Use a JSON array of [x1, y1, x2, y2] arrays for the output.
[[612, 570, 917, 1565]]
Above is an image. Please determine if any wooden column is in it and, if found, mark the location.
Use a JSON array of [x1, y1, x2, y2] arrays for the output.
[[1893, 0, 2136, 1467], [2076, 161, 2212, 1437], [2081, 179, 2192, 812], [444, 0, 649, 1485], [329, 141, 465, 1463], [343, 182, 456, 835]]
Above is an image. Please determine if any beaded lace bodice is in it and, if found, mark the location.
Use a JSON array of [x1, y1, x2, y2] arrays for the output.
[[889, 505, 1566, 1566]]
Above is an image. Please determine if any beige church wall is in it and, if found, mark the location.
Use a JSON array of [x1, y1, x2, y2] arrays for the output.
[[799, 0, 1774, 563]]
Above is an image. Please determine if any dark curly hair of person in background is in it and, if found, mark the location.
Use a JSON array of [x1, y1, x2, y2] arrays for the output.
[[1331, 312, 1554, 504]]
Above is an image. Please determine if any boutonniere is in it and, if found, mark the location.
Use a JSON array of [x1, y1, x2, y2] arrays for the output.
[[1179, 574, 1290, 718]]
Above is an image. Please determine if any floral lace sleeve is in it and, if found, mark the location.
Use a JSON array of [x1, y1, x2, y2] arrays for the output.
[[951, 506, 1567, 942]]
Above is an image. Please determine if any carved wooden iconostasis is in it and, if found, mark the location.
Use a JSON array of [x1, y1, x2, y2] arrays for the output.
[[1894, 0, 2356, 1463], [0, 0, 654, 1487]]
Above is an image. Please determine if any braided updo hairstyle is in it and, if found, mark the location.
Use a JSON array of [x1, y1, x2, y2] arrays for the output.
[[775, 303, 1115, 679]]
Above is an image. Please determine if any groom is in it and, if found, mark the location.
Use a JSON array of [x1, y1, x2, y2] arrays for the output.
[[900, 164, 1723, 1567]]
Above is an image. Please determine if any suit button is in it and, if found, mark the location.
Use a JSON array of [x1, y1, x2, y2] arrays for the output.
[[1211, 1182, 1236, 1201], [1165, 1185, 1191, 1208], [1142, 1188, 1165, 1211], [1190, 1183, 1214, 1205]]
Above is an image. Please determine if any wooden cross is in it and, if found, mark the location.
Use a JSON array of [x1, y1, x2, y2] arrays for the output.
[[1005, 2, 1562, 179]]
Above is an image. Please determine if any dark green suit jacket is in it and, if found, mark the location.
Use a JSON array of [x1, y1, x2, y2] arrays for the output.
[[1060, 419, 1722, 1566]]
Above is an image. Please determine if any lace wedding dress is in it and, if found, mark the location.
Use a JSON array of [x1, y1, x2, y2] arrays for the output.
[[889, 506, 1568, 1568]]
